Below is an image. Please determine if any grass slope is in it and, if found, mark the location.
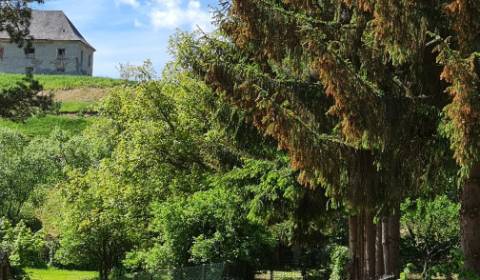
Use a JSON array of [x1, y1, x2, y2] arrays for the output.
[[59, 101, 95, 114], [25, 268, 97, 280], [0, 74, 118, 136], [0, 73, 127, 90], [0, 115, 94, 137]]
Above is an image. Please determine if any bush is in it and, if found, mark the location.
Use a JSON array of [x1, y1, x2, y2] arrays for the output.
[[401, 195, 460, 279], [0, 76, 53, 120], [329, 246, 349, 280], [0, 218, 46, 268], [124, 187, 274, 272]]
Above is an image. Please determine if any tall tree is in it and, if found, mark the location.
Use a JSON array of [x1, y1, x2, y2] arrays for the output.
[[436, 0, 480, 273], [0, 128, 66, 222], [174, 0, 463, 278]]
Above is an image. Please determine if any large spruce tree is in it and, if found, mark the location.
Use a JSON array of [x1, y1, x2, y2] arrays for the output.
[[176, 0, 479, 278], [436, 1, 480, 273]]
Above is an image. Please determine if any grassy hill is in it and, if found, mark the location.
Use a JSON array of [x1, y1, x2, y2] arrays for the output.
[[0, 115, 94, 137], [0, 73, 127, 90], [0, 73, 124, 137]]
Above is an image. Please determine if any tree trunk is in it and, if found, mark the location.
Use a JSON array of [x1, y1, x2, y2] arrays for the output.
[[381, 209, 400, 279], [461, 165, 480, 275], [364, 211, 376, 280], [349, 215, 360, 280], [358, 212, 365, 280], [389, 209, 400, 279], [382, 216, 392, 276], [375, 222, 384, 279], [99, 258, 111, 280], [99, 267, 105, 280]]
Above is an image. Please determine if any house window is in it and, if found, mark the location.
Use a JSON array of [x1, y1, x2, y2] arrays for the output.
[[88, 54, 92, 67], [80, 50, 84, 66], [24, 47, 35, 59], [57, 48, 66, 59], [0, 48, 4, 60]]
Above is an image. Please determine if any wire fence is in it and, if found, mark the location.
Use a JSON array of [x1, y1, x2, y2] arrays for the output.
[[121, 263, 225, 280], [254, 270, 304, 280], [118, 262, 327, 280], [157, 263, 224, 280]]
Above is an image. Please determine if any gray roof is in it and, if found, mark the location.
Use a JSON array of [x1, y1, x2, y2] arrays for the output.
[[0, 10, 95, 51]]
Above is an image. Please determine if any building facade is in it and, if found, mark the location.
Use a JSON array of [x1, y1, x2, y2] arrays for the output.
[[0, 10, 95, 75]]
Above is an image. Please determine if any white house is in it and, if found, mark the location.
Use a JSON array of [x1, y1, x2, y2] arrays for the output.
[[0, 10, 95, 75]]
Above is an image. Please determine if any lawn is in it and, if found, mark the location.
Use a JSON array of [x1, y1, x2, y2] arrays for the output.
[[25, 268, 97, 280], [0, 73, 128, 90], [0, 115, 94, 137], [59, 101, 96, 114]]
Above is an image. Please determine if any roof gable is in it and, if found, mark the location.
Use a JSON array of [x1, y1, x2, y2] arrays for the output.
[[0, 10, 95, 51]]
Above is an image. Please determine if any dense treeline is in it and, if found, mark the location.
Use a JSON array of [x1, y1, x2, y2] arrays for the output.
[[0, 1, 479, 280], [0, 69, 342, 279], [0, 65, 462, 280]]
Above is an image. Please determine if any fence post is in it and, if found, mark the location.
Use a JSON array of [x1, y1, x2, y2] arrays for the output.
[[270, 269, 274, 280], [202, 264, 206, 280]]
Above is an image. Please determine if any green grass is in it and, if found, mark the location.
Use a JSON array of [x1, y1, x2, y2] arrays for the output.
[[60, 101, 96, 113], [0, 73, 128, 90], [25, 268, 97, 280], [0, 115, 94, 137]]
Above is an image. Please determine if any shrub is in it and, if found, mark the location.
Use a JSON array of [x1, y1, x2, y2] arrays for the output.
[[401, 195, 460, 279], [0, 76, 52, 120], [329, 246, 349, 280], [0, 218, 46, 268]]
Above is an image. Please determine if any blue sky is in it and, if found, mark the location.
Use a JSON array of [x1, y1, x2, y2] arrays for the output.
[[33, 0, 218, 77]]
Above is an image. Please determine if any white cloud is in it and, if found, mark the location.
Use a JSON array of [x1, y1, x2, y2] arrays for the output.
[[134, 18, 145, 28], [116, 0, 140, 8], [149, 0, 213, 31], [157, 0, 182, 8]]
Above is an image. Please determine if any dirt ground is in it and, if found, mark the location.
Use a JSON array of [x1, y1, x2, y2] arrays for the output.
[[51, 88, 110, 102]]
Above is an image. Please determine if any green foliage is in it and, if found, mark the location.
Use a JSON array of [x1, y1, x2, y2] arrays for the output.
[[173, 0, 480, 275], [0, 76, 53, 120], [215, 156, 339, 250], [54, 165, 137, 276], [401, 195, 460, 279], [0, 218, 45, 268], [52, 74, 226, 278], [125, 186, 273, 272], [0, 128, 68, 221], [400, 263, 415, 280], [328, 246, 349, 280], [53, 69, 329, 278]]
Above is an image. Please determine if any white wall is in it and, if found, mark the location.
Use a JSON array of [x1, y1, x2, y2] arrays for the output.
[[0, 40, 94, 75]]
